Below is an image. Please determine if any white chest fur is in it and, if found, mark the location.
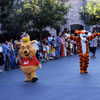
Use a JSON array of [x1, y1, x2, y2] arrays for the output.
[[80, 34, 87, 54]]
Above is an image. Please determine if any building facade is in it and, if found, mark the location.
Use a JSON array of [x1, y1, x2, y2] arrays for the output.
[[61, 0, 88, 33]]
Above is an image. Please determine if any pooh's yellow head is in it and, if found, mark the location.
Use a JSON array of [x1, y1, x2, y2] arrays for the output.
[[16, 33, 36, 58]]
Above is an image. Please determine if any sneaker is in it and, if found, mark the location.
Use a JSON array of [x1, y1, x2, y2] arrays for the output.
[[49, 57, 54, 60], [70, 53, 73, 56]]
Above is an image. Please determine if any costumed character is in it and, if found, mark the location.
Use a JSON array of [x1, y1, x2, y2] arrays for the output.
[[16, 33, 42, 82], [67, 30, 100, 74]]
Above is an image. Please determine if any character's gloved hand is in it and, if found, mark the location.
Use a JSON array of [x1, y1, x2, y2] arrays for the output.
[[97, 33, 100, 36], [38, 64, 42, 69]]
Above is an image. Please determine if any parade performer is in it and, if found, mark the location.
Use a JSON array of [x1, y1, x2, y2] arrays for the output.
[[67, 30, 100, 74], [16, 33, 42, 82]]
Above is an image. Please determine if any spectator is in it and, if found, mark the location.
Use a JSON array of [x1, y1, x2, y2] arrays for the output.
[[55, 46, 60, 58], [2, 40, 11, 71], [67, 41, 71, 56], [97, 36, 100, 48], [60, 32, 65, 57], [48, 34, 53, 45], [15, 54, 21, 68], [42, 41, 47, 62], [90, 36, 98, 58], [63, 35, 67, 57], [70, 40, 74, 56], [15, 39, 21, 52], [50, 39, 56, 59], [52, 36, 56, 41], [0, 42, 4, 72], [56, 33, 61, 57], [9, 39, 15, 69], [46, 42, 50, 61], [38, 49, 43, 63], [65, 30, 70, 38], [65, 39, 68, 56]]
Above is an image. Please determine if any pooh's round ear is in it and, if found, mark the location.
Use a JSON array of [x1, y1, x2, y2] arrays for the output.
[[31, 40, 36, 44], [15, 42, 21, 47]]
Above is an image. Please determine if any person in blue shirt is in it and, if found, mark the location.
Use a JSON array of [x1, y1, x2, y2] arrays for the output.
[[56, 34, 61, 57], [2, 40, 11, 71]]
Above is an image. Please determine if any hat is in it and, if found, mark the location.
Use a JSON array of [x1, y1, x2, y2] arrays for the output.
[[21, 33, 30, 43]]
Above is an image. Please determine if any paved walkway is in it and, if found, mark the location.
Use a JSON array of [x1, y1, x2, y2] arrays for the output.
[[0, 49, 100, 100]]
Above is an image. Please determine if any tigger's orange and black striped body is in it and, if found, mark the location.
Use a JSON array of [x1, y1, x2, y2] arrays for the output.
[[68, 31, 100, 74]]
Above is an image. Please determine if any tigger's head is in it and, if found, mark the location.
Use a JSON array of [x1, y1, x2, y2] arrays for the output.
[[75, 30, 89, 38], [75, 30, 85, 35]]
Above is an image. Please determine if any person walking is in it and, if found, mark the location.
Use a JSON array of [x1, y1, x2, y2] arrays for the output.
[[89, 35, 98, 58], [2, 40, 11, 71], [8, 39, 15, 69]]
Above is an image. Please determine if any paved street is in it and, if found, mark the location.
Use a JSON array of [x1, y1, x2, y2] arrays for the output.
[[0, 49, 100, 100]]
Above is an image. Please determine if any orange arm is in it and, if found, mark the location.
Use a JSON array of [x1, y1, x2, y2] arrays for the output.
[[86, 33, 99, 41], [97, 33, 100, 36], [67, 35, 78, 42]]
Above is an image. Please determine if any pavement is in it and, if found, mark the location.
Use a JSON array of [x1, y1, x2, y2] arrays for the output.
[[1, 49, 100, 100]]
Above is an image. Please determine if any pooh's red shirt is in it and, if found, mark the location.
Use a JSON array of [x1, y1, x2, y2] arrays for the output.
[[20, 56, 40, 67]]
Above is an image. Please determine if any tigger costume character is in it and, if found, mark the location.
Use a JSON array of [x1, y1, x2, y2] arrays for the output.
[[67, 30, 100, 74], [16, 33, 42, 82]]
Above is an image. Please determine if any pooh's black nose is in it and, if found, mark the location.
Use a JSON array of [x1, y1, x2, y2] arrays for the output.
[[24, 51, 27, 54]]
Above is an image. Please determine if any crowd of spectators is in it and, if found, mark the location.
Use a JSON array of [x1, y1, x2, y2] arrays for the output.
[[0, 30, 100, 72]]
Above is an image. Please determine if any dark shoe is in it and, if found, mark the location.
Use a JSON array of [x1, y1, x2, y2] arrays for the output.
[[80, 70, 84, 74], [11, 67, 15, 69], [5, 68, 10, 71], [31, 77, 38, 82], [84, 70, 88, 73], [91, 55, 96, 58]]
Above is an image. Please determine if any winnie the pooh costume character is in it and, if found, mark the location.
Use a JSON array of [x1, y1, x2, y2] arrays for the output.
[[16, 33, 42, 82], [67, 30, 100, 74]]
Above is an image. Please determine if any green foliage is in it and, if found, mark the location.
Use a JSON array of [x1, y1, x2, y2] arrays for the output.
[[0, 0, 14, 31], [0, 0, 69, 41], [80, 0, 100, 26], [16, 0, 69, 31]]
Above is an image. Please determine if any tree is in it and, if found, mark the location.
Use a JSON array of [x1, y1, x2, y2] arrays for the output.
[[15, 0, 69, 49], [80, 0, 100, 26], [0, 0, 14, 33], [21, 0, 69, 30]]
